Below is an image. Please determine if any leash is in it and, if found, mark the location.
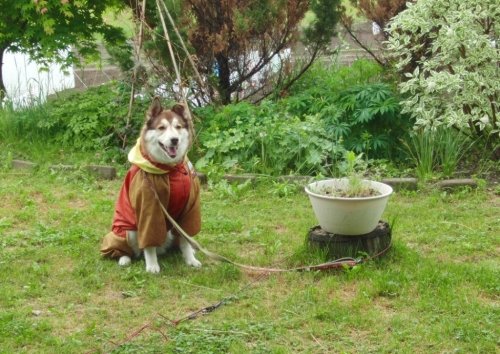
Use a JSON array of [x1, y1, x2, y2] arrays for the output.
[[142, 171, 391, 273]]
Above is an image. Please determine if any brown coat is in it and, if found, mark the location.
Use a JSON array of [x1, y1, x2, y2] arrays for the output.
[[100, 163, 201, 259]]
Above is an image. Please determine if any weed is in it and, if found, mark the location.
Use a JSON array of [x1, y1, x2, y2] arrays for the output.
[[403, 128, 475, 181], [403, 129, 437, 181], [268, 180, 301, 198]]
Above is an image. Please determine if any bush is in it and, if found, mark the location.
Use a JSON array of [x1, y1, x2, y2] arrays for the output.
[[386, 0, 499, 146], [0, 81, 156, 163], [194, 60, 412, 175], [284, 60, 412, 159], [323, 82, 411, 159], [37, 82, 152, 153], [195, 101, 345, 176]]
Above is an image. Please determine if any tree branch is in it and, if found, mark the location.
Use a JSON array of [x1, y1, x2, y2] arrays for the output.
[[340, 21, 386, 67]]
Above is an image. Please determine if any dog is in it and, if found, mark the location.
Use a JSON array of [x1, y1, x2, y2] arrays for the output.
[[100, 97, 202, 273]]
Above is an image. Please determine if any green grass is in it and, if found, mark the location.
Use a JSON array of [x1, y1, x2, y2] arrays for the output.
[[0, 165, 498, 353]]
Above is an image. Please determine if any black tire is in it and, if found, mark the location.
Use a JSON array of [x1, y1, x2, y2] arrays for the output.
[[308, 221, 391, 260]]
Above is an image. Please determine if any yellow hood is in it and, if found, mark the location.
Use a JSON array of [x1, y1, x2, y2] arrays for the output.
[[127, 138, 178, 174]]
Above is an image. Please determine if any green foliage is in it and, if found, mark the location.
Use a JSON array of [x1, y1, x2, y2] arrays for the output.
[[332, 83, 410, 158], [403, 130, 437, 182], [195, 101, 343, 176], [2, 82, 152, 162], [105, 41, 134, 73], [195, 60, 412, 176], [386, 0, 499, 144], [302, 0, 342, 46], [403, 128, 473, 181], [342, 150, 371, 197], [41, 83, 152, 154], [0, 0, 127, 98], [286, 60, 412, 159], [287, 58, 384, 99]]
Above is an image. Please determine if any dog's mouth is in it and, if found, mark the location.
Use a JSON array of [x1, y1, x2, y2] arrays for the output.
[[159, 142, 177, 158]]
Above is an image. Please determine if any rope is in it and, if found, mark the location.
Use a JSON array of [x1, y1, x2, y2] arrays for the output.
[[142, 171, 391, 274]]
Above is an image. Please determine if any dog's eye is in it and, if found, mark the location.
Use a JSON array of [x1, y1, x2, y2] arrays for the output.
[[175, 125, 182, 130], [158, 126, 166, 131]]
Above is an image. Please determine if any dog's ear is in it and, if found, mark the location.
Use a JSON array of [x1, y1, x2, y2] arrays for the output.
[[148, 97, 163, 119], [172, 103, 187, 119], [172, 102, 195, 143]]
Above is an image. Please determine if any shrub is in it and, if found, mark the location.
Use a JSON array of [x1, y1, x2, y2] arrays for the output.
[[328, 82, 411, 159], [194, 61, 412, 176], [284, 59, 384, 117], [283, 60, 412, 160], [386, 0, 499, 147], [37, 82, 152, 155], [402, 128, 473, 181], [194, 101, 345, 176]]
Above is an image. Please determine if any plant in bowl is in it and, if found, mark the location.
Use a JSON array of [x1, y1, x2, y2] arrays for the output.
[[305, 151, 393, 235]]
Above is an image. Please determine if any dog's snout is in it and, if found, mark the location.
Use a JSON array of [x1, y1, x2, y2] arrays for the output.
[[171, 137, 179, 146]]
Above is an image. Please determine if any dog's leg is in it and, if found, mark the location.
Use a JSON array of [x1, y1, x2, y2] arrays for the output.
[[118, 231, 141, 267], [156, 231, 175, 256], [144, 247, 160, 273], [179, 235, 202, 268], [126, 231, 141, 258]]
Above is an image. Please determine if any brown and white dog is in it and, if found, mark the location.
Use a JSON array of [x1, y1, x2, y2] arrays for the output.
[[100, 98, 202, 273]]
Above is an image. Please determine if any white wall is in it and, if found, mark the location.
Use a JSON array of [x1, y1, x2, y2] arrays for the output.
[[2, 50, 75, 107]]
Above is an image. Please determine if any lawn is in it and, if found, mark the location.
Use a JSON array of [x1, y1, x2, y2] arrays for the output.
[[0, 167, 498, 353]]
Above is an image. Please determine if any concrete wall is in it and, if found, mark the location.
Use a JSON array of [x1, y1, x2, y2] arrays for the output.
[[72, 44, 123, 89]]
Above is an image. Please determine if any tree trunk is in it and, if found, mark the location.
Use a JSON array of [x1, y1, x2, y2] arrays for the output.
[[0, 46, 7, 101], [215, 53, 231, 105]]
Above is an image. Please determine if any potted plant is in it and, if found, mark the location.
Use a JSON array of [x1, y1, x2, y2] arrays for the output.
[[305, 151, 393, 235]]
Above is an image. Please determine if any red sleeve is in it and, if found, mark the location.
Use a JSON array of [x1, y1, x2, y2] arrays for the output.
[[111, 165, 141, 237]]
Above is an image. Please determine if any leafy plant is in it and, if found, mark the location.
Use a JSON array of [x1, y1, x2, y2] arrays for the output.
[[435, 129, 473, 177], [403, 128, 473, 180], [312, 150, 376, 197], [286, 61, 412, 160], [342, 151, 372, 197], [37, 82, 152, 156], [194, 61, 412, 176], [331, 83, 411, 159], [195, 101, 345, 176], [386, 0, 499, 147], [403, 130, 437, 182]]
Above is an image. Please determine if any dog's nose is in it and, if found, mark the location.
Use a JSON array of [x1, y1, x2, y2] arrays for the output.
[[171, 138, 179, 146]]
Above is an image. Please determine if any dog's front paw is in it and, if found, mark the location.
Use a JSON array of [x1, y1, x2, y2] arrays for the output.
[[146, 263, 161, 273], [144, 247, 160, 274], [118, 256, 131, 267], [185, 257, 202, 268]]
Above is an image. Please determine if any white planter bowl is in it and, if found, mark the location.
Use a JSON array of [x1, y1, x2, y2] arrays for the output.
[[305, 178, 393, 235]]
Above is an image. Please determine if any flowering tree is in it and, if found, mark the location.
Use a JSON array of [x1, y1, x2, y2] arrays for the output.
[[386, 0, 499, 146]]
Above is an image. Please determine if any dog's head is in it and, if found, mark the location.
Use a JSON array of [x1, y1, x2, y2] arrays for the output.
[[141, 97, 193, 165]]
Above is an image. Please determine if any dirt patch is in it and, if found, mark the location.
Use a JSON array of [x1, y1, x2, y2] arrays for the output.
[[319, 186, 381, 198]]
